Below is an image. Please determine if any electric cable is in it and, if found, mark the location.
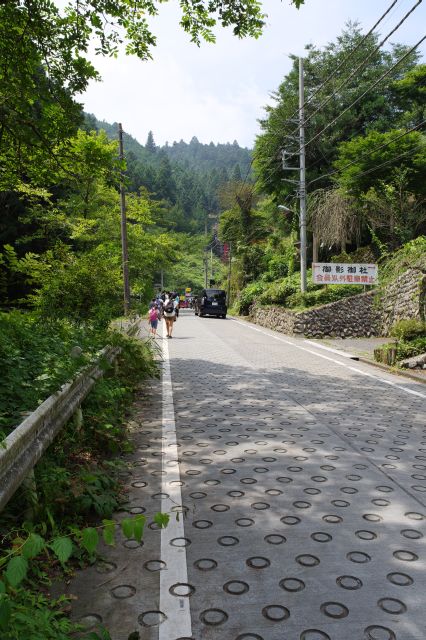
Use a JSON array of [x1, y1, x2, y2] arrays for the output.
[[307, 120, 426, 186], [300, 0, 423, 132], [344, 141, 425, 181], [284, 0, 402, 127], [304, 34, 426, 150]]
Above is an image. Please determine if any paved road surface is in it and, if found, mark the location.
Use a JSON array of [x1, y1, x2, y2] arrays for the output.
[[70, 311, 426, 640]]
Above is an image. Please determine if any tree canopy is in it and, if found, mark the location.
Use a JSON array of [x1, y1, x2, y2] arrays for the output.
[[253, 23, 421, 202], [0, 0, 303, 191]]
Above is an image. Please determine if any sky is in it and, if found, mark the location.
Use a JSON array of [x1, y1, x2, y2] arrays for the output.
[[80, 0, 426, 148]]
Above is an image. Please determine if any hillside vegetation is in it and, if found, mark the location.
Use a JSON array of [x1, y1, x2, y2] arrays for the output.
[[212, 26, 425, 319]]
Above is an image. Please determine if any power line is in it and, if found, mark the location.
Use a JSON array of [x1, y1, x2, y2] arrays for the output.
[[284, 0, 401, 128], [304, 34, 426, 149], [347, 141, 425, 182], [308, 120, 426, 187], [301, 0, 423, 131]]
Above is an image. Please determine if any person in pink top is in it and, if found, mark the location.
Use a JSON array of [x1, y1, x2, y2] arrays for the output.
[[148, 304, 160, 337]]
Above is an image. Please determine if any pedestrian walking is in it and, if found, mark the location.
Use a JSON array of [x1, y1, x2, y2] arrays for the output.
[[173, 292, 180, 318], [148, 304, 160, 337], [156, 295, 164, 319], [163, 293, 176, 338]]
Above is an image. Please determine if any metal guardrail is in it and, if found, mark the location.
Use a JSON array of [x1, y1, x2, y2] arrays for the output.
[[0, 320, 140, 512]]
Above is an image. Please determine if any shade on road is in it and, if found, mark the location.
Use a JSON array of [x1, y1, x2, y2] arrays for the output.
[[70, 311, 426, 640]]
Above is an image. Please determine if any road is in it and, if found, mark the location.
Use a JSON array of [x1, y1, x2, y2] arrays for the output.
[[70, 311, 426, 640]]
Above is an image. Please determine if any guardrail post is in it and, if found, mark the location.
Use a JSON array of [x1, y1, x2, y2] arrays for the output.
[[22, 469, 38, 521], [73, 407, 83, 432]]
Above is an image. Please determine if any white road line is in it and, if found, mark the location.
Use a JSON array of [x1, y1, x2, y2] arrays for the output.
[[304, 339, 359, 360], [159, 336, 192, 640], [231, 318, 426, 400]]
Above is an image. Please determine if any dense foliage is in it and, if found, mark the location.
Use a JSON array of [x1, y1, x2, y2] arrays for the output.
[[214, 25, 426, 319], [86, 117, 252, 233]]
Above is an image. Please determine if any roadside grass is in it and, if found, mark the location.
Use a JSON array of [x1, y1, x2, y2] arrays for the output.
[[0, 324, 160, 640]]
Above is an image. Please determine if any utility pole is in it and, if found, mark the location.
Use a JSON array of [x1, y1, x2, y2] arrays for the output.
[[227, 242, 232, 306], [299, 57, 307, 293], [118, 123, 131, 314], [210, 246, 213, 280], [204, 255, 208, 288]]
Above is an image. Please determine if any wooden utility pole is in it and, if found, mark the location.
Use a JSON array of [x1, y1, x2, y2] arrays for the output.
[[299, 57, 307, 294], [118, 123, 131, 315], [227, 242, 232, 306], [204, 255, 208, 288]]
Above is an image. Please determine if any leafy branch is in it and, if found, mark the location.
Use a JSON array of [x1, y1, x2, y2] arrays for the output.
[[0, 512, 170, 630]]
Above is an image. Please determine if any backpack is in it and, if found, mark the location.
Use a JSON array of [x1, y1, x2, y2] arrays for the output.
[[164, 301, 174, 314], [149, 307, 158, 321]]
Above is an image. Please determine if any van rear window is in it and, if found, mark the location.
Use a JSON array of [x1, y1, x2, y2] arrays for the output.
[[205, 290, 226, 301]]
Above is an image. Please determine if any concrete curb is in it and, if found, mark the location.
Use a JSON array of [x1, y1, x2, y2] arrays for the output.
[[357, 356, 426, 385]]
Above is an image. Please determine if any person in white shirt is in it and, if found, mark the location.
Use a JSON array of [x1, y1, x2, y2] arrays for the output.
[[163, 293, 176, 338]]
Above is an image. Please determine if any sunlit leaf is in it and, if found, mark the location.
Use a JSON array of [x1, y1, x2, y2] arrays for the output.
[[153, 512, 170, 529], [82, 528, 99, 555], [121, 518, 134, 540], [102, 519, 116, 546], [133, 515, 146, 543]]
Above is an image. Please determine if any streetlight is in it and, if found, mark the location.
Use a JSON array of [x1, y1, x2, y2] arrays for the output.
[[278, 205, 292, 215]]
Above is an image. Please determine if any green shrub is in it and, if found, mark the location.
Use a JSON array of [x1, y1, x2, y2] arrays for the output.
[[0, 325, 159, 640], [379, 236, 426, 288], [331, 246, 377, 264], [0, 311, 108, 435], [33, 247, 123, 326], [235, 281, 267, 315], [262, 254, 289, 281], [257, 268, 360, 310], [396, 337, 426, 360], [286, 284, 361, 309], [390, 319, 426, 341]]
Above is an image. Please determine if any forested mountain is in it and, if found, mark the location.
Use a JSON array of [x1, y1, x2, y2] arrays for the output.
[[84, 114, 252, 233]]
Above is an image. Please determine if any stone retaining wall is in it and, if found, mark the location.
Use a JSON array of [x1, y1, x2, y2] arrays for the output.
[[250, 291, 378, 338], [379, 269, 426, 334], [248, 268, 426, 338]]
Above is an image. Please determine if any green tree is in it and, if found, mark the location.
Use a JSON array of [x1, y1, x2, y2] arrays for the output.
[[254, 24, 420, 202], [334, 129, 426, 196], [391, 64, 426, 126], [145, 130, 157, 152], [0, 0, 304, 190], [218, 182, 266, 284], [155, 155, 176, 204]]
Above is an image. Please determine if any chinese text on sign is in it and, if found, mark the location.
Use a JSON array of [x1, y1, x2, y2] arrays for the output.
[[312, 263, 378, 285]]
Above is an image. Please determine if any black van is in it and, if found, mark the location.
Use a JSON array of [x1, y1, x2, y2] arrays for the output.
[[194, 289, 227, 318]]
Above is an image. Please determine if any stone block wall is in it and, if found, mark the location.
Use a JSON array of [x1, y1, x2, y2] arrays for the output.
[[378, 269, 426, 335], [248, 268, 426, 338], [250, 291, 379, 338], [248, 306, 297, 335]]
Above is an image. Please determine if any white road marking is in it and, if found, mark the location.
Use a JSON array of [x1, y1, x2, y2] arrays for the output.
[[231, 318, 426, 400], [304, 339, 359, 360], [159, 335, 192, 640]]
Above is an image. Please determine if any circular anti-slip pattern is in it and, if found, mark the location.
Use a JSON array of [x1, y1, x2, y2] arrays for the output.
[[164, 320, 426, 640]]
